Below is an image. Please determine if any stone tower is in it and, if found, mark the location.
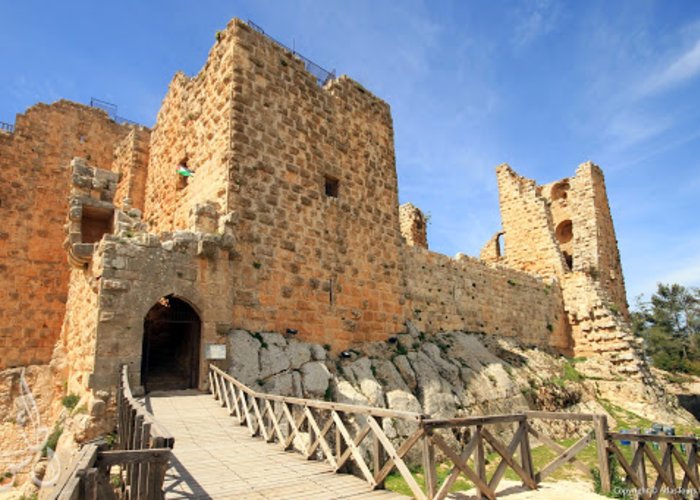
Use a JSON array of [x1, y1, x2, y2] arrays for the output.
[[486, 162, 644, 376]]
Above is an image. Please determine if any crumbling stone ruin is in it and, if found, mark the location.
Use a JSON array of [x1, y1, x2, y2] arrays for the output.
[[0, 18, 647, 407]]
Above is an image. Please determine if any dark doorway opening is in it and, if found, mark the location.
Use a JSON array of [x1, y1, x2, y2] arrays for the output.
[[141, 296, 201, 392]]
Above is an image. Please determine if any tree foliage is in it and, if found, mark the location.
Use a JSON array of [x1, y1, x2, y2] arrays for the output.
[[632, 283, 700, 375]]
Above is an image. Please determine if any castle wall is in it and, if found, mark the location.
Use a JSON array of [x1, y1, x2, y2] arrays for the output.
[[143, 27, 235, 233], [402, 247, 571, 352], [56, 268, 99, 394], [113, 128, 151, 211], [569, 163, 628, 317], [224, 20, 404, 347], [0, 101, 130, 369], [496, 165, 567, 277], [86, 232, 235, 390], [399, 203, 428, 249]]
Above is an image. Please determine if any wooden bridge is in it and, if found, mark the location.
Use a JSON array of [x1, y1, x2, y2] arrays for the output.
[[50, 364, 700, 499]]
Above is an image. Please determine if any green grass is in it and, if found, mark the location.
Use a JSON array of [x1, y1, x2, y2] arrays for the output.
[[385, 403, 700, 496], [61, 393, 80, 410], [42, 424, 63, 457], [385, 463, 473, 496]]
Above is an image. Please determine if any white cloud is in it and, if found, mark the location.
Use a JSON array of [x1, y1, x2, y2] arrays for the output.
[[638, 37, 700, 96]]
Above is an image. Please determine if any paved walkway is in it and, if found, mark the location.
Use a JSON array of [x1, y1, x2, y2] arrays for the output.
[[146, 391, 405, 500]]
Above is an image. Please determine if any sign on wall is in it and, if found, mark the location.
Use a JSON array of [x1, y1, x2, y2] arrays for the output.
[[205, 343, 227, 360]]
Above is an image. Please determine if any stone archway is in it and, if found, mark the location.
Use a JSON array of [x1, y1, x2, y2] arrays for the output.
[[141, 296, 201, 392]]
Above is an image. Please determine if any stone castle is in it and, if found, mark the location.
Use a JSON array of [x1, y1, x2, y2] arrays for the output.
[[0, 18, 645, 397]]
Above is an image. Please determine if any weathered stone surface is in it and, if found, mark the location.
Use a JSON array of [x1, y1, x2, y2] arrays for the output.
[[345, 358, 385, 407], [300, 361, 331, 398], [393, 355, 417, 391], [228, 330, 261, 386], [286, 341, 312, 369], [259, 344, 291, 380], [310, 344, 327, 361]]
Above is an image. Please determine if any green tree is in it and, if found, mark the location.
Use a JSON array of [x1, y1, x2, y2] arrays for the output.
[[633, 283, 700, 374]]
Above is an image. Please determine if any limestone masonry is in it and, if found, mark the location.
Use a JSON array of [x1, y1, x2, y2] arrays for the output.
[[0, 18, 645, 396]]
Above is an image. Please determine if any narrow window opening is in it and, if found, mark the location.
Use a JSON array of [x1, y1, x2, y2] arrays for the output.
[[176, 158, 192, 190], [563, 251, 573, 271], [324, 176, 339, 198]]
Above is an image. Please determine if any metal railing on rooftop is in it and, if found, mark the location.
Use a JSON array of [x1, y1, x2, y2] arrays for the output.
[[89, 97, 140, 126], [247, 20, 336, 86]]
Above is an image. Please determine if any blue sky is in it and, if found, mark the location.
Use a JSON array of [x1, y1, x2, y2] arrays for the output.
[[2, 1, 700, 304]]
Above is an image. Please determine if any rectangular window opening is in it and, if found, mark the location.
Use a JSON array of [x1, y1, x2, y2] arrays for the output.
[[325, 176, 339, 198]]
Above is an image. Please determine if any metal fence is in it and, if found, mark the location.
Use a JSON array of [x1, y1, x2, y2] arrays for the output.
[[247, 20, 336, 86], [0, 121, 14, 133], [89, 98, 139, 126]]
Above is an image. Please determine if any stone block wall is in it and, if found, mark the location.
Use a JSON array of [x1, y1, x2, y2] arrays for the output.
[[143, 24, 236, 233], [0, 101, 131, 369], [86, 229, 235, 389], [402, 247, 571, 352], [224, 20, 405, 347], [496, 164, 567, 277], [568, 163, 628, 317], [399, 203, 428, 249], [113, 127, 151, 211]]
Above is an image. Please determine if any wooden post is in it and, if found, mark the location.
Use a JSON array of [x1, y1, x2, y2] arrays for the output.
[[519, 418, 534, 486], [308, 408, 316, 460], [476, 425, 487, 499], [423, 430, 437, 499], [336, 412, 347, 473], [83, 468, 98, 500], [593, 415, 611, 495], [373, 417, 387, 489]]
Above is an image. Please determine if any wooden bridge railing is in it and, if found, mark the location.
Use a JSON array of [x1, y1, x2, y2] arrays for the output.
[[607, 432, 700, 499], [208, 364, 611, 499], [50, 365, 173, 500]]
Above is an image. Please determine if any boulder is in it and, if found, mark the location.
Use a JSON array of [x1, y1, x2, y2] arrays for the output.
[[259, 344, 291, 380], [228, 330, 261, 386], [285, 342, 312, 369], [346, 358, 385, 407], [392, 355, 417, 390], [301, 362, 331, 398]]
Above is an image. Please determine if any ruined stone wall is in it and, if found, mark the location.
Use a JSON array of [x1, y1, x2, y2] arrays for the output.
[[225, 20, 404, 347], [561, 273, 642, 376], [496, 164, 566, 277], [402, 247, 571, 353], [0, 101, 130, 369], [399, 203, 428, 249], [55, 268, 99, 395], [569, 163, 628, 317], [143, 26, 235, 233], [113, 127, 151, 211]]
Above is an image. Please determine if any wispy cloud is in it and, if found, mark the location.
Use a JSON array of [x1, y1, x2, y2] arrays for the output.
[[511, 0, 561, 47], [637, 37, 700, 97]]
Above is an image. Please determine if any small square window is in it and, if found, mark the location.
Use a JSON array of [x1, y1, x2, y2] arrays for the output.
[[325, 176, 339, 198]]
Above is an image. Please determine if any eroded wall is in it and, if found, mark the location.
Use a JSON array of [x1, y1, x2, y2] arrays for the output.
[[0, 101, 131, 369], [402, 247, 571, 352]]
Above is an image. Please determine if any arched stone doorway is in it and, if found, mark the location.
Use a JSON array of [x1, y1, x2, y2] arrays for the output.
[[141, 296, 201, 392]]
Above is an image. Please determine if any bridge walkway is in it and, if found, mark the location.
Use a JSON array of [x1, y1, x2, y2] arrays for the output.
[[147, 391, 405, 500]]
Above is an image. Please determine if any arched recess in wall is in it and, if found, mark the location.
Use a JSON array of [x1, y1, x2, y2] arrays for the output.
[[555, 220, 573, 270], [141, 296, 201, 392], [551, 181, 570, 201]]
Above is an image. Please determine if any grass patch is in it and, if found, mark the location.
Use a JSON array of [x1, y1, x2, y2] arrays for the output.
[[62, 393, 80, 411], [43, 424, 63, 457], [386, 463, 473, 496]]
